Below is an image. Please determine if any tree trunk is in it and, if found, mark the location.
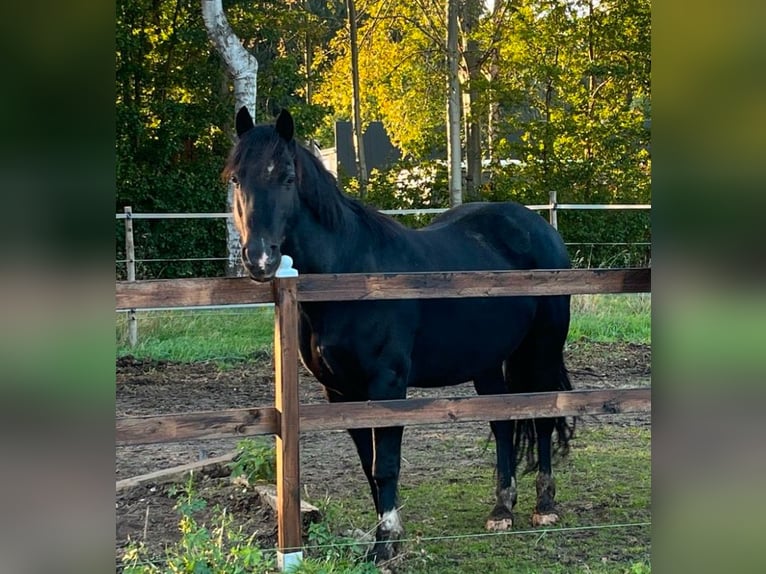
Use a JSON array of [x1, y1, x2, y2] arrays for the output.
[[485, 50, 500, 162], [462, 89, 482, 201], [347, 0, 368, 198], [446, 0, 462, 207], [201, 0, 257, 277], [459, 0, 482, 202]]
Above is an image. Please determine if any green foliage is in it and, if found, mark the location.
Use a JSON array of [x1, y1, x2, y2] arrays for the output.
[[341, 158, 450, 229], [628, 561, 652, 574], [116, 0, 337, 279], [297, 500, 379, 574], [122, 475, 275, 573], [121, 476, 380, 574], [229, 439, 277, 485], [313, 0, 447, 155], [116, 0, 650, 278]]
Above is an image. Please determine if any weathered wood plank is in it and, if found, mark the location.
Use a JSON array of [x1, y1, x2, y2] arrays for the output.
[[115, 407, 278, 445], [116, 389, 650, 445], [116, 276, 273, 310], [296, 268, 651, 301], [116, 451, 238, 491], [298, 388, 651, 431], [254, 485, 321, 528], [116, 268, 650, 310], [274, 275, 303, 554]]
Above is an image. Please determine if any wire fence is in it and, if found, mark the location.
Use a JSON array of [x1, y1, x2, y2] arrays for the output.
[[115, 242, 652, 266], [113, 204, 651, 220], [115, 202, 651, 269], [121, 518, 651, 569], [115, 202, 651, 320]]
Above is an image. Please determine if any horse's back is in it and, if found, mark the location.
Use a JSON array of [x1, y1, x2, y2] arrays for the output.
[[423, 202, 569, 271]]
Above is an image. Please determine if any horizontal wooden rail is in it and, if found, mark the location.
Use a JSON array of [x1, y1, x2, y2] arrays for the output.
[[116, 276, 274, 309], [116, 388, 650, 446], [296, 268, 650, 302], [116, 268, 650, 310]]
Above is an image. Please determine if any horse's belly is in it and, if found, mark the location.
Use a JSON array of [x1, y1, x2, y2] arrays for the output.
[[408, 298, 535, 386]]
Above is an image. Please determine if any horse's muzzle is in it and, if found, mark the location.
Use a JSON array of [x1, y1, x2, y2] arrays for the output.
[[241, 243, 281, 282]]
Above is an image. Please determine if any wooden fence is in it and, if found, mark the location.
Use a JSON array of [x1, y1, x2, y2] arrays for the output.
[[115, 265, 651, 569]]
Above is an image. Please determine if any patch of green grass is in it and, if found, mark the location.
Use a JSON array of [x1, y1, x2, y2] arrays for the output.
[[311, 425, 650, 574], [569, 294, 651, 344], [116, 307, 274, 363], [116, 295, 649, 363]]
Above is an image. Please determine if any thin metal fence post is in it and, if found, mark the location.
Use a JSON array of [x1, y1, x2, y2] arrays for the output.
[[273, 255, 303, 571], [124, 206, 138, 347]]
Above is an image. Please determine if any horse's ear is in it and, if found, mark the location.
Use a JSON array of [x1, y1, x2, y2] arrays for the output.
[[275, 109, 294, 142], [236, 106, 255, 137]]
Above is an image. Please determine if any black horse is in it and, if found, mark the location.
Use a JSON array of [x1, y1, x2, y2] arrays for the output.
[[225, 107, 574, 562]]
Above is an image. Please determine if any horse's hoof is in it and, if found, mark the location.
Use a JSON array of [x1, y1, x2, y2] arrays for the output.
[[486, 517, 514, 531], [486, 502, 514, 531], [367, 532, 401, 564], [532, 512, 559, 526]]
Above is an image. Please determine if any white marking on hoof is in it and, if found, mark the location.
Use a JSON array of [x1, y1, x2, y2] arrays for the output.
[[380, 509, 403, 537], [532, 512, 559, 526], [486, 517, 514, 531]]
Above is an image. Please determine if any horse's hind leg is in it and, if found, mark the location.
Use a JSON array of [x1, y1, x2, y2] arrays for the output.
[[532, 417, 559, 526], [474, 369, 518, 531], [507, 296, 573, 527]]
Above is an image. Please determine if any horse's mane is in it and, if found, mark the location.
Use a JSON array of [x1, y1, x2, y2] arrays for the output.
[[292, 142, 403, 243]]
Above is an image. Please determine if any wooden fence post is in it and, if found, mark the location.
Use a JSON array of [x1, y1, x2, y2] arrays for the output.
[[273, 255, 303, 571], [124, 206, 138, 347], [549, 190, 558, 230]]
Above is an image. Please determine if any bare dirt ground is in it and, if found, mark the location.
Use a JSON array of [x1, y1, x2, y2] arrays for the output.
[[115, 341, 650, 569]]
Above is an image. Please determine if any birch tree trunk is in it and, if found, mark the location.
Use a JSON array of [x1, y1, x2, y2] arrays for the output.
[[201, 0, 257, 277], [446, 0, 463, 207], [347, 0, 368, 199]]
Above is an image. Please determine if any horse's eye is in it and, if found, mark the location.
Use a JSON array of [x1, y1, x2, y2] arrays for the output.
[[231, 175, 239, 185], [285, 175, 295, 185]]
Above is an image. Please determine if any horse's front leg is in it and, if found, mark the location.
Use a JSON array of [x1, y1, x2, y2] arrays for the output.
[[365, 364, 409, 564], [368, 425, 405, 563]]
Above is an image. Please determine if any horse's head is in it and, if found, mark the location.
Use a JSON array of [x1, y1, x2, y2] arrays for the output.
[[226, 107, 300, 281]]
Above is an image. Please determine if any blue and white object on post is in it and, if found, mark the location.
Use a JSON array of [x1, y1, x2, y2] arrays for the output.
[[275, 255, 298, 278]]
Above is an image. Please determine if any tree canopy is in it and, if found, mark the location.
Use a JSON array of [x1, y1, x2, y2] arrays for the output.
[[116, 0, 651, 278]]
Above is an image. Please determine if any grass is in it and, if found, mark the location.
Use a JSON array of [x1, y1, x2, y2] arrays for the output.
[[569, 294, 651, 345], [116, 294, 650, 362], [295, 425, 651, 574], [121, 425, 651, 573], [116, 306, 275, 363], [282, 421, 651, 574]]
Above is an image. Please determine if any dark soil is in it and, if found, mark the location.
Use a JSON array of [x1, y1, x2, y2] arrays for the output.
[[115, 341, 650, 569]]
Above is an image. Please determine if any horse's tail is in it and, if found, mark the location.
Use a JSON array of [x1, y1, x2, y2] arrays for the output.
[[509, 362, 576, 473]]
